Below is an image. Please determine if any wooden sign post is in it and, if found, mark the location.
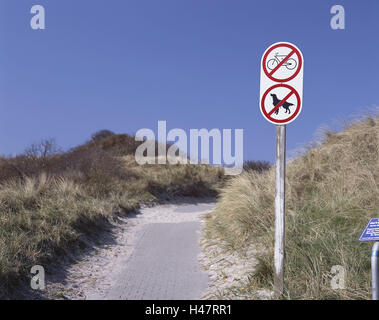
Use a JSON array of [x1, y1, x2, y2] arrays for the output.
[[260, 42, 304, 298], [274, 124, 286, 297]]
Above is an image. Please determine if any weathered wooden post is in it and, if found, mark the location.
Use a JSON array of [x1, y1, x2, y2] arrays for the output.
[[274, 124, 286, 297], [260, 42, 304, 299]]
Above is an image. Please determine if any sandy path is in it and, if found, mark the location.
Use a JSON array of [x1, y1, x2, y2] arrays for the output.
[[45, 199, 216, 300]]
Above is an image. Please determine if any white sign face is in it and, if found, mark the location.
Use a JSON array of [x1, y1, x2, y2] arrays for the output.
[[260, 42, 304, 125]]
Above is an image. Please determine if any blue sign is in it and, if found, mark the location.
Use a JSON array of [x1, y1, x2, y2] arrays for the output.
[[359, 218, 379, 241]]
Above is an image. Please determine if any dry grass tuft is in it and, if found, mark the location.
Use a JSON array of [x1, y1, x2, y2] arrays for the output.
[[204, 111, 379, 299], [0, 133, 224, 298]]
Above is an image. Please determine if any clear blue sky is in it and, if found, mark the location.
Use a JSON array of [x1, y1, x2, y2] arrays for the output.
[[0, 0, 378, 162]]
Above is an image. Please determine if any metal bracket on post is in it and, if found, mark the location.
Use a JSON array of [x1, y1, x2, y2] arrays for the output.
[[274, 124, 286, 298], [372, 242, 379, 300]]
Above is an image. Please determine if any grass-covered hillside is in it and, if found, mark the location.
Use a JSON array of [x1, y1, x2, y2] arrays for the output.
[[0, 130, 224, 298], [204, 113, 378, 299]]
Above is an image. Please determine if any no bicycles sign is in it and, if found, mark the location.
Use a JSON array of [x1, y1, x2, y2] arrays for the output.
[[260, 42, 304, 125], [258, 41, 304, 298]]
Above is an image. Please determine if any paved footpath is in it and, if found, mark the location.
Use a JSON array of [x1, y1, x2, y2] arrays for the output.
[[97, 201, 216, 300]]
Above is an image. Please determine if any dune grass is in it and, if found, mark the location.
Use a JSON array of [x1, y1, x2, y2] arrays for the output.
[[204, 113, 378, 299], [0, 133, 224, 298]]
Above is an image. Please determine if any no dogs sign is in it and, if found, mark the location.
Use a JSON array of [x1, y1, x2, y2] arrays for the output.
[[259, 42, 305, 297], [260, 42, 304, 125]]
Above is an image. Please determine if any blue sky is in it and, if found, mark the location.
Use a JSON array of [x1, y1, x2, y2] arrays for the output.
[[0, 0, 378, 162]]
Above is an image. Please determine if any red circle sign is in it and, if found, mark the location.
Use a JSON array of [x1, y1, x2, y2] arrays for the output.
[[262, 43, 303, 83], [260, 84, 301, 124]]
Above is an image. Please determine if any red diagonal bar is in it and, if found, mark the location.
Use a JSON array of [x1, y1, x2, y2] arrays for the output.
[[268, 50, 296, 77], [268, 90, 295, 116]]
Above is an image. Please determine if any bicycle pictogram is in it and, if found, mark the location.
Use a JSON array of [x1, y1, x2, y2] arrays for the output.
[[266, 52, 297, 71], [261, 42, 303, 83]]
